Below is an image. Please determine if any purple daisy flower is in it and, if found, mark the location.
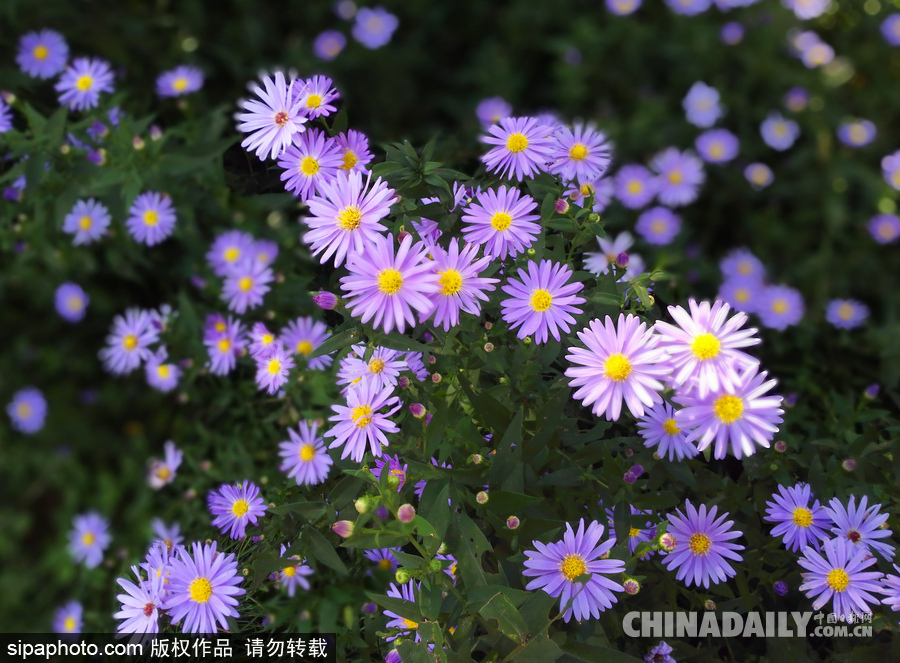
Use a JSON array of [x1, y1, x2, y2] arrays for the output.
[[422, 238, 498, 331], [784, 0, 831, 20], [784, 86, 809, 112], [203, 314, 246, 376], [156, 66, 204, 97], [365, 548, 400, 573], [152, 518, 184, 553], [721, 21, 744, 45], [882, 152, 900, 190], [801, 41, 834, 69], [252, 239, 278, 267], [304, 170, 395, 267], [481, 116, 555, 182], [636, 207, 681, 245], [763, 484, 832, 553], [313, 30, 347, 61], [837, 120, 876, 148], [279, 421, 333, 486], [163, 541, 245, 634], [325, 381, 402, 462], [565, 176, 615, 213], [607, 0, 642, 15], [461, 185, 541, 261], [207, 230, 256, 277], [281, 316, 333, 370], [293, 75, 339, 119], [126, 192, 177, 246], [675, 363, 784, 460], [248, 322, 277, 359], [869, 214, 900, 244], [221, 258, 274, 314], [405, 351, 428, 382], [651, 148, 705, 207], [683, 82, 721, 128], [62, 199, 111, 245], [522, 519, 625, 622], [825, 496, 895, 560], [237, 71, 307, 161], [145, 347, 180, 393], [255, 343, 295, 394], [69, 511, 111, 569], [663, 501, 744, 588], [114, 565, 164, 634], [99, 308, 159, 375], [53, 601, 82, 634], [826, 299, 869, 330], [799, 537, 883, 620], [500, 260, 585, 344], [604, 506, 657, 555], [584, 231, 635, 276], [55, 282, 89, 323], [7, 387, 47, 434], [761, 112, 800, 151], [277, 544, 314, 596], [476, 97, 513, 128], [637, 401, 698, 461], [340, 233, 439, 334], [209, 481, 268, 540], [55, 57, 114, 111], [147, 441, 182, 490], [383, 581, 421, 642], [720, 248, 765, 280], [882, 14, 900, 47], [665, 0, 712, 15], [278, 128, 343, 202], [758, 284, 805, 331], [644, 642, 676, 663], [614, 165, 657, 209], [695, 129, 739, 164], [549, 123, 612, 185], [717, 276, 765, 315], [336, 130, 374, 173], [337, 345, 407, 393], [371, 453, 408, 491], [352, 6, 399, 48], [565, 314, 668, 421], [744, 163, 774, 190], [17, 30, 69, 79]]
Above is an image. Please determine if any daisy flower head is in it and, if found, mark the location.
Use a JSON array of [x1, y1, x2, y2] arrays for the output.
[[799, 537, 883, 621], [209, 481, 268, 540], [405, 351, 429, 381], [221, 258, 274, 314], [337, 344, 407, 393], [721, 21, 745, 45], [500, 260, 585, 344], [460, 185, 540, 261], [717, 276, 765, 315], [476, 97, 512, 128], [62, 198, 111, 245], [325, 380, 402, 462], [278, 128, 343, 202], [826, 299, 869, 330], [644, 642, 676, 663], [565, 314, 668, 421], [663, 501, 743, 588], [784, 86, 809, 112], [607, 0, 642, 15], [313, 30, 347, 61], [126, 192, 177, 246], [53, 601, 82, 634], [145, 347, 180, 393], [837, 120, 876, 148], [114, 565, 164, 635], [17, 30, 68, 79], [650, 148, 705, 207], [147, 440, 183, 490], [0, 101, 12, 134], [365, 548, 400, 573], [383, 581, 421, 642], [237, 71, 307, 161], [761, 112, 800, 151], [156, 65, 204, 97], [683, 82, 722, 128], [758, 284, 805, 331], [882, 14, 900, 47], [163, 541, 245, 634], [423, 238, 498, 331], [720, 247, 765, 280], [637, 401, 698, 461], [800, 40, 834, 69], [882, 152, 900, 190], [784, 0, 831, 20], [252, 239, 278, 267], [152, 519, 184, 552], [825, 495, 895, 560], [675, 363, 784, 460], [603, 506, 656, 555], [763, 484, 832, 553], [293, 75, 339, 119], [695, 129, 739, 164], [744, 163, 774, 190], [248, 322, 277, 359], [277, 544, 314, 596], [522, 519, 625, 623], [614, 165, 657, 209], [636, 207, 681, 246], [565, 176, 615, 213], [304, 170, 395, 267], [143, 541, 177, 588], [279, 420, 333, 486], [654, 299, 761, 398], [869, 214, 900, 244], [340, 233, 439, 334], [254, 343, 294, 395], [281, 316, 333, 370], [69, 511, 111, 569], [7, 387, 47, 435], [549, 123, 612, 185], [207, 230, 256, 277], [56, 57, 114, 111], [203, 314, 246, 376], [371, 453, 408, 492], [336, 130, 374, 173], [55, 282, 89, 323], [481, 116, 555, 182], [99, 308, 159, 375], [665, 0, 713, 15], [352, 6, 399, 49], [583, 231, 635, 277]]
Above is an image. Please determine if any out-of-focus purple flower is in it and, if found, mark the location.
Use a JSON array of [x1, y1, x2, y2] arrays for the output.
[[683, 82, 722, 128], [837, 120, 876, 148], [313, 30, 347, 61], [352, 7, 399, 49], [476, 97, 512, 128], [55, 283, 89, 323]]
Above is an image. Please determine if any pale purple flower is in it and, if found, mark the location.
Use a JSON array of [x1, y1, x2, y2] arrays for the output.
[[826, 299, 869, 330], [500, 260, 585, 344], [650, 148, 705, 207], [352, 7, 399, 48], [635, 207, 681, 245], [203, 314, 246, 376], [206, 230, 256, 276], [476, 97, 512, 128], [869, 214, 900, 244], [255, 343, 295, 394], [683, 82, 722, 128], [62, 198, 111, 245], [237, 71, 307, 161], [637, 402, 698, 461], [758, 285, 805, 331], [277, 544, 314, 596], [663, 501, 744, 588], [744, 163, 774, 190], [761, 112, 800, 151], [665, 0, 713, 15], [325, 381, 402, 462], [152, 519, 184, 553], [279, 421, 333, 486], [721, 22, 744, 45], [423, 238, 498, 331], [209, 481, 268, 539], [644, 642, 675, 663], [7, 387, 47, 434], [17, 30, 68, 79], [0, 101, 12, 134], [55, 282, 89, 322], [336, 130, 373, 173], [798, 537, 883, 621], [607, 0, 642, 15], [717, 276, 765, 315], [783, 0, 831, 20], [145, 347, 180, 393], [126, 192, 177, 246], [69, 511, 111, 569], [549, 123, 612, 185], [281, 316, 333, 370], [837, 120, 876, 148], [825, 495, 895, 560], [278, 128, 343, 202], [720, 248, 765, 280], [56, 57, 114, 111], [565, 176, 615, 213], [293, 75, 339, 119], [114, 565, 164, 634], [785, 87, 809, 112], [382, 581, 421, 642], [881, 14, 900, 47], [460, 185, 540, 261], [614, 165, 657, 209], [695, 129, 739, 164], [148, 440, 182, 489], [481, 116, 555, 182], [248, 322, 277, 359], [882, 152, 900, 190], [156, 66, 204, 97], [313, 30, 347, 61], [584, 231, 634, 276], [764, 484, 832, 553], [337, 345, 407, 393], [371, 453, 408, 491], [100, 309, 159, 375], [53, 601, 82, 634], [221, 258, 274, 314]]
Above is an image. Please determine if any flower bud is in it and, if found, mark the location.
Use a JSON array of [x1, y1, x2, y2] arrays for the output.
[[431, 373, 442, 384], [386, 473, 401, 490], [395, 569, 412, 585], [774, 440, 787, 452], [428, 559, 443, 573], [704, 600, 716, 611], [1, 91, 16, 104], [616, 252, 629, 268], [60, 144, 71, 155], [376, 506, 389, 521], [313, 291, 338, 310], [842, 458, 857, 472], [506, 516, 520, 530], [150, 124, 163, 141], [484, 321, 493, 330], [397, 504, 416, 523], [526, 248, 536, 256], [523, 336, 532, 345], [409, 403, 427, 419], [476, 491, 489, 505], [354, 496, 373, 514], [424, 332, 433, 342], [398, 230, 411, 243], [864, 383, 880, 399], [773, 581, 789, 596], [784, 392, 798, 408], [427, 355, 436, 364], [470, 453, 483, 465], [623, 578, 640, 595], [483, 342, 494, 352], [332, 520, 354, 538], [398, 376, 410, 389], [623, 471, 637, 485], [363, 602, 377, 614], [624, 448, 634, 457], [554, 198, 570, 214], [588, 213, 600, 223], [660, 533, 677, 552], [630, 464, 644, 477], [133, 136, 146, 150]]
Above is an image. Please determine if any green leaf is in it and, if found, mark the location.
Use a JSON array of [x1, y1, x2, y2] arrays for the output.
[[307, 326, 360, 359], [339, 529, 409, 549], [477, 593, 529, 645], [367, 591, 422, 624], [397, 641, 439, 663], [563, 642, 646, 663], [301, 525, 348, 576], [268, 501, 326, 520], [510, 634, 563, 663], [483, 490, 543, 514]]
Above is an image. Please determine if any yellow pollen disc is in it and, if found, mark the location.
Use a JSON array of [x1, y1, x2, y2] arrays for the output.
[[378, 558, 393, 571], [668, 170, 683, 185], [299, 444, 316, 462], [569, 142, 588, 161], [651, 220, 667, 235], [629, 527, 641, 538], [892, 170, 900, 188], [63, 617, 76, 632], [76, 75, 93, 91], [157, 364, 170, 379], [689, 533, 711, 555], [880, 221, 896, 239], [297, 340, 313, 356], [580, 183, 594, 197], [123, 334, 138, 351], [218, 338, 231, 353], [559, 553, 587, 581], [33, 45, 49, 60], [143, 210, 158, 226], [377, 268, 404, 295], [224, 247, 240, 263], [172, 77, 188, 92], [826, 568, 850, 592], [300, 156, 319, 176], [530, 288, 553, 312], [156, 466, 171, 481], [772, 299, 788, 314], [490, 211, 512, 231], [714, 394, 744, 424], [336, 205, 363, 231], [737, 261, 753, 275], [82, 532, 95, 546], [604, 353, 632, 382], [774, 123, 787, 137], [239, 277, 253, 292], [438, 269, 463, 295], [231, 499, 249, 516], [663, 418, 680, 435], [401, 618, 419, 630], [735, 288, 749, 303], [368, 358, 386, 374], [627, 180, 643, 194], [17, 403, 32, 418], [351, 404, 373, 428], [189, 577, 213, 603], [506, 132, 528, 153], [79, 216, 92, 230], [709, 143, 724, 159], [261, 334, 273, 345], [837, 303, 854, 320], [306, 94, 322, 108], [66, 296, 82, 312], [792, 507, 813, 528], [282, 566, 296, 577], [341, 150, 358, 171], [751, 168, 767, 185], [267, 359, 281, 374], [274, 111, 288, 127], [849, 125, 865, 144], [691, 332, 721, 360]]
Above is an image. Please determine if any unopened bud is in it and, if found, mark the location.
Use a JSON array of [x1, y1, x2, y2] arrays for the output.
[[704, 600, 716, 611], [428, 559, 443, 573], [398, 376, 410, 389], [424, 333, 433, 342], [397, 504, 416, 523], [313, 291, 338, 310], [476, 491, 489, 505], [616, 252, 629, 268], [484, 321, 493, 330], [623, 578, 640, 595], [150, 125, 163, 141], [427, 355, 436, 365], [774, 440, 787, 452], [376, 506, 389, 521], [133, 136, 146, 150], [398, 230, 411, 243], [387, 473, 401, 490], [842, 458, 857, 472], [484, 343, 494, 352], [431, 373, 442, 384], [864, 383, 880, 399], [623, 471, 637, 485], [409, 403, 427, 419], [588, 213, 600, 223], [1, 91, 16, 104], [470, 454, 483, 465], [526, 248, 536, 257], [554, 199, 569, 214], [773, 581, 789, 596], [354, 496, 373, 514], [506, 516, 520, 530], [395, 569, 412, 584], [332, 520, 354, 538], [60, 144, 71, 155], [660, 533, 677, 552], [363, 602, 377, 614]]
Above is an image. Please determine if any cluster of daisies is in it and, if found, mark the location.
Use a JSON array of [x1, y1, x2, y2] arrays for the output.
[[605, 0, 831, 20], [311, 3, 400, 62], [61, 193, 178, 248]]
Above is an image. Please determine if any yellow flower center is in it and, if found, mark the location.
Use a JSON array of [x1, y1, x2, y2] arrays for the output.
[[239, 277, 253, 292], [157, 364, 170, 379], [214, 321, 227, 332], [267, 359, 281, 374], [224, 247, 240, 263], [837, 303, 854, 320], [559, 553, 587, 581], [663, 418, 680, 435], [231, 499, 249, 516], [691, 333, 721, 360], [63, 617, 76, 632], [668, 170, 683, 185], [689, 533, 711, 555], [82, 532, 95, 546], [627, 180, 643, 194], [708, 142, 724, 159], [297, 340, 313, 355], [737, 260, 753, 275], [282, 566, 296, 577], [892, 170, 900, 188], [341, 150, 358, 171], [16, 403, 32, 418], [772, 299, 788, 314], [336, 205, 362, 231], [76, 75, 93, 91], [713, 394, 743, 424], [580, 183, 594, 197], [123, 334, 138, 351], [651, 220, 667, 235], [826, 568, 850, 592], [172, 77, 188, 92], [735, 288, 750, 303], [377, 268, 403, 295], [143, 210, 158, 226], [156, 466, 171, 481], [603, 353, 632, 382], [792, 507, 813, 528], [629, 527, 641, 538], [189, 577, 213, 603], [490, 211, 512, 231], [274, 111, 288, 126], [66, 295, 83, 312], [401, 618, 419, 630], [506, 132, 528, 153], [306, 94, 322, 109], [218, 338, 231, 353], [774, 123, 787, 138], [849, 125, 865, 144], [33, 45, 49, 60], [300, 156, 319, 176], [351, 404, 373, 428], [299, 444, 316, 462], [368, 358, 386, 374], [438, 269, 463, 295], [378, 558, 393, 571], [79, 216, 92, 230], [529, 289, 553, 312], [569, 143, 588, 161], [751, 168, 767, 185]]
